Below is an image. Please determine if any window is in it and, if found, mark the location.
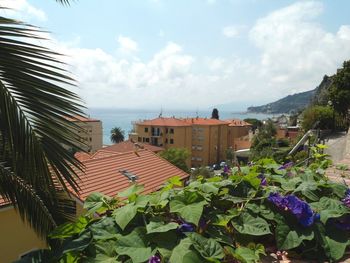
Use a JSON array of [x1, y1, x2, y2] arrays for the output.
[[89, 137, 92, 142], [142, 137, 145, 142], [145, 138, 150, 143], [145, 127, 148, 132], [170, 128, 174, 134], [166, 128, 169, 134], [138, 137, 141, 142], [170, 139, 174, 144], [165, 138, 168, 144], [191, 157, 196, 161]]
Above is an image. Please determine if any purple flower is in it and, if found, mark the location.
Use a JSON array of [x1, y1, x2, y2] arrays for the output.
[[223, 165, 231, 174], [178, 223, 195, 232], [342, 189, 350, 208], [278, 162, 294, 170], [258, 174, 267, 186], [148, 255, 161, 263], [268, 193, 316, 227], [268, 193, 287, 210]]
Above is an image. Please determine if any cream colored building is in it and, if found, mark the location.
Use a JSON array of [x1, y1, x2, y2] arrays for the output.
[[66, 115, 103, 153]]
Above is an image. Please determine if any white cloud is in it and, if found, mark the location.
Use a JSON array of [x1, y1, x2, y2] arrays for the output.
[[249, 1, 350, 97], [222, 25, 246, 38], [0, 0, 47, 21], [117, 35, 139, 53], [7, 0, 350, 110]]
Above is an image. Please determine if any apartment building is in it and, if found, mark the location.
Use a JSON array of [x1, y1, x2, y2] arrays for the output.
[[185, 118, 229, 166], [65, 115, 103, 153], [130, 116, 251, 167], [225, 119, 253, 150], [129, 117, 192, 149]]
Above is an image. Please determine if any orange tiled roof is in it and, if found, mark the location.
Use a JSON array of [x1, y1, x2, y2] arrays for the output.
[[184, 117, 228, 126], [64, 115, 100, 123], [103, 140, 164, 154], [74, 152, 92, 161], [72, 149, 189, 201], [90, 150, 121, 160], [137, 117, 191, 127], [0, 196, 10, 208], [225, 119, 252, 127]]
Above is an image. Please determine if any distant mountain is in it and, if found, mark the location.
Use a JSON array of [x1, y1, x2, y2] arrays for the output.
[[247, 76, 332, 114]]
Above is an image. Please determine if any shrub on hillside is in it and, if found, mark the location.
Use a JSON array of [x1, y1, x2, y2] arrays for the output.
[[302, 105, 334, 131]]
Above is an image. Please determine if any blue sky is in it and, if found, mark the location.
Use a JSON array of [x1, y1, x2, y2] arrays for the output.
[[2, 0, 350, 110]]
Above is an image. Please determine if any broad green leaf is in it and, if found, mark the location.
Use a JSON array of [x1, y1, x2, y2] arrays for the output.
[[49, 216, 90, 239], [275, 223, 313, 250], [312, 197, 348, 224], [243, 173, 261, 189], [189, 181, 219, 194], [118, 184, 144, 198], [95, 240, 119, 257], [62, 230, 93, 254], [113, 203, 138, 230], [169, 196, 207, 225], [188, 233, 224, 261], [85, 254, 121, 263], [146, 221, 179, 234], [115, 228, 152, 263], [169, 238, 202, 263], [84, 192, 111, 214], [315, 223, 348, 261], [232, 212, 271, 236], [89, 217, 120, 240], [233, 246, 260, 263]]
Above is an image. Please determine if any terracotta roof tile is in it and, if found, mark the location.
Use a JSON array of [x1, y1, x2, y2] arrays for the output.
[[64, 115, 100, 123], [72, 149, 189, 201], [0, 196, 10, 208], [225, 119, 252, 127], [184, 117, 228, 126], [74, 152, 92, 161], [137, 117, 191, 127], [103, 140, 164, 153]]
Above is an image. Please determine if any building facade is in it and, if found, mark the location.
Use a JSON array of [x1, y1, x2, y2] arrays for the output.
[[66, 115, 103, 153], [130, 117, 252, 167]]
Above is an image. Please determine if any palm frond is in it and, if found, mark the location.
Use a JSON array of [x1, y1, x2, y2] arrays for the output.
[[0, 15, 85, 235]]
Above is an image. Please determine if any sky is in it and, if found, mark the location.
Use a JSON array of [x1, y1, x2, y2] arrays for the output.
[[1, 0, 350, 110]]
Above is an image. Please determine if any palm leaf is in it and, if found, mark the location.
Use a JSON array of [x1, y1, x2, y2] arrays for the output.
[[0, 14, 85, 235]]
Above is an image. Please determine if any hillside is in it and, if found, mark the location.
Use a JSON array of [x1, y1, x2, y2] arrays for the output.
[[247, 75, 332, 114]]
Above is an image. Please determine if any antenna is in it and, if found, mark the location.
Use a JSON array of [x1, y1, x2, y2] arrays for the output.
[[159, 106, 163, 118]]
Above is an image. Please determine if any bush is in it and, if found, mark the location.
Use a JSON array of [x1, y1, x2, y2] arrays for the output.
[[159, 148, 190, 172], [21, 156, 350, 263]]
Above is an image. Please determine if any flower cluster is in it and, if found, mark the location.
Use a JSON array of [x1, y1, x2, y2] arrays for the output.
[[342, 189, 350, 208], [268, 193, 318, 227]]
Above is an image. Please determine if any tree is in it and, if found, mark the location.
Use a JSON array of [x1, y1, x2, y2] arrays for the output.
[[211, 108, 219, 119], [0, 1, 84, 236], [250, 119, 277, 160], [301, 105, 334, 131], [159, 148, 190, 172], [110, 127, 125, 143], [243, 118, 262, 132], [329, 60, 350, 116]]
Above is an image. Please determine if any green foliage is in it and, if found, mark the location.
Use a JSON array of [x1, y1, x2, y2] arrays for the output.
[[22, 158, 350, 263], [329, 60, 350, 116], [159, 148, 190, 172], [110, 127, 125, 143], [191, 166, 214, 180], [243, 118, 262, 131], [250, 119, 278, 160], [302, 105, 334, 131]]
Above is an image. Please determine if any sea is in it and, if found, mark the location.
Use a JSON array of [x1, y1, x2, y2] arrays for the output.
[[87, 108, 275, 145]]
